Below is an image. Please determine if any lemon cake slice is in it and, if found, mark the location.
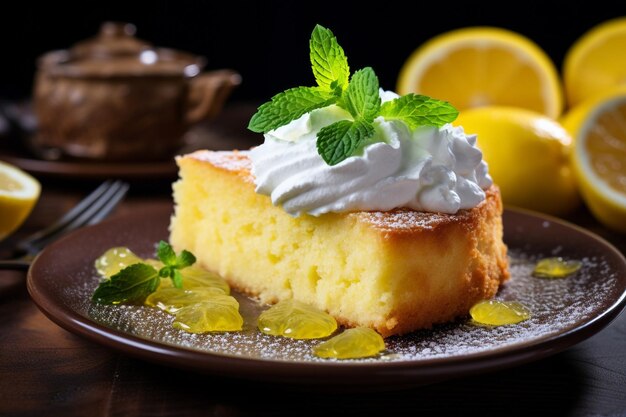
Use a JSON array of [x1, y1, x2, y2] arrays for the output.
[[170, 150, 509, 337]]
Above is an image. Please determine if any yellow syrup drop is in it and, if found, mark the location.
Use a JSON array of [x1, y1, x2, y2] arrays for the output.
[[470, 300, 531, 326], [172, 295, 243, 333], [145, 287, 226, 313], [533, 257, 582, 278], [94, 247, 143, 278], [257, 300, 337, 339], [313, 327, 385, 359]]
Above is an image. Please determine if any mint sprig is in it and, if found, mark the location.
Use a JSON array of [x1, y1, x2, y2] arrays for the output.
[[248, 24, 459, 166], [380, 94, 458, 129], [92, 241, 197, 304], [156, 240, 196, 289]]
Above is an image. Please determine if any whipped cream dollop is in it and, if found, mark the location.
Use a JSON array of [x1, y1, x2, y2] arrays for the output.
[[249, 91, 492, 216]]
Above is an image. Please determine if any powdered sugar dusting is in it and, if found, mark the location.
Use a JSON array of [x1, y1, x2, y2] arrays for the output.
[[355, 188, 498, 232], [357, 210, 459, 231], [183, 150, 254, 182], [63, 249, 619, 364]]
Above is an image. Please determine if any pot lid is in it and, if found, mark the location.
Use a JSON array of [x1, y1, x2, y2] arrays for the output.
[[39, 22, 204, 78], [72, 22, 149, 58]]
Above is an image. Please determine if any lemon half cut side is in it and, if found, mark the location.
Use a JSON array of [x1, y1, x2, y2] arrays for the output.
[[562, 89, 626, 232], [0, 161, 41, 239], [397, 27, 564, 118]]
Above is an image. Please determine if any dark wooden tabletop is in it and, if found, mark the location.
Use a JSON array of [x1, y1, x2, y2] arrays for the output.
[[1, 105, 625, 417]]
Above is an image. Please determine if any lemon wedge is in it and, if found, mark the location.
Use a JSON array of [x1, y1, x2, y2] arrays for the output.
[[564, 17, 626, 107], [0, 161, 41, 239], [455, 106, 579, 215], [562, 87, 626, 232], [397, 27, 563, 119]]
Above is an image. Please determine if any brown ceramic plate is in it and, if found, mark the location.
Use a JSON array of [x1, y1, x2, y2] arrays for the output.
[[27, 205, 626, 388], [0, 154, 177, 180]]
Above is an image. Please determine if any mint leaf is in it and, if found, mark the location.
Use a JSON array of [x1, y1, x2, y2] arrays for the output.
[[310, 25, 349, 94], [92, 263, 159, 304], [342, 67, 380, 122], [317, 120, 375, 165], [176, 250, 196, 269], [248, 87, 336, 133], [155, 241, 196, 289], [380, 94, 459, 129], [157, 240, 176, 265], [173, 270, 183, 288]]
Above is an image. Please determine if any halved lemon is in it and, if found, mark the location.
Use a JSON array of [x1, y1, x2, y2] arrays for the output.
[[564, 18, 626, 108], [455, 106, 579, 216], [561, 87, 626, 232], [398, 27, 563, 119], [0, 161, 41, 239]]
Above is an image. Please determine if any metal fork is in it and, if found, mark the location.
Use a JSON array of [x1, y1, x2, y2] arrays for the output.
[[0, 180, 129, 270]]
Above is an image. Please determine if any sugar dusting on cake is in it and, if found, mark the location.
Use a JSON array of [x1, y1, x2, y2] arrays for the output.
[[184, 150, 254, 183], [66, 249, 617, 364], [357, 208, 471, 232]]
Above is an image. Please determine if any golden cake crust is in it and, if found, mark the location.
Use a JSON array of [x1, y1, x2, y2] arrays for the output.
[[173, 150, 510, 337]]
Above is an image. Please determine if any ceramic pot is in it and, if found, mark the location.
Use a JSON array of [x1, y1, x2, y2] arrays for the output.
[[33, 22, 241, 161]]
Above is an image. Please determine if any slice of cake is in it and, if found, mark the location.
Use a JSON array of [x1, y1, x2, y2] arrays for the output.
[[170, 25, 510, 337], [170, 150, 509, 337]]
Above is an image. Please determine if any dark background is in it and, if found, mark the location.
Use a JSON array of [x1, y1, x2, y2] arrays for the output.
[[0, 1, 625, 102]]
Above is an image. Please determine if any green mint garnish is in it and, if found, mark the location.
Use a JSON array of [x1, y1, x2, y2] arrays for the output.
[[248, 24, 459, 166], [248, 87, 336, 133], [342, 67, 380, 122], [92, 263, 160, 305], [309, 24, 349, 94], [317, 120, 375, 166], [92, 241, 197, 304], [379, 93, 459, 129], [156, 240, 196, 289]]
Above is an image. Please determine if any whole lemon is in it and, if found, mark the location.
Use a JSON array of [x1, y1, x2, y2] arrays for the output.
[[455, 107, 580, 215]]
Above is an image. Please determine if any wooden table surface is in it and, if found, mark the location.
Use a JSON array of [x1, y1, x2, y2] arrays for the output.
[[1, 105, 625, 417]]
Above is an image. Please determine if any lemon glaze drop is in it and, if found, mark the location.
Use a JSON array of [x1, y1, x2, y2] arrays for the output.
[[533, 257, 582, 278], [470, 300, 531, 326], [257, 300, 337, 339], [172, 295, 243, 333], [145, 287, 226, 313], [94, 247, 143, 278], [313, 327, 385, 359]]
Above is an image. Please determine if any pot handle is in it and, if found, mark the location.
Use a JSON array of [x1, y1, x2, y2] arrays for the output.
[[185, 69, 241, 125]]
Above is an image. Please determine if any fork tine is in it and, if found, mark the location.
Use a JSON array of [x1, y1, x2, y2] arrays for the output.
[[18, 180, 115, 249], [85, 182, 129, 226], [27, 180, 129, 251], [17, 180, 128, 253]]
